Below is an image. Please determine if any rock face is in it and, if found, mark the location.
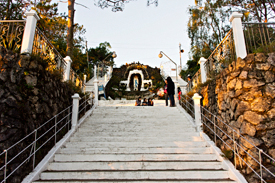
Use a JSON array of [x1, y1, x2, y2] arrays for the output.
[[0, 47, 75, 182], [200, 53, 275, 182]]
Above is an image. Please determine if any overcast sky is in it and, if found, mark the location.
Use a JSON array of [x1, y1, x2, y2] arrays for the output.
[[54, 0, 195, 69]]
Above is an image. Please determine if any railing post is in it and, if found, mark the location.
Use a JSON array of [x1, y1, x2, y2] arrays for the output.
[[229, 12, 247, 59], [233, 131, 237, 168], [84, 74, 87, 83], [54, 115, 57, 145], [33, 130, 37, 169], [93, 79, 99, 106], [4, 149, 7, 183], [63, 56, 72, 81], [199, 57, 207, 83], [20, 10, 40, 54], [71, 93, 81, 130], [192, 93, 202, 132], [94, 65, 97, 78], [259, 149, 263, 183]]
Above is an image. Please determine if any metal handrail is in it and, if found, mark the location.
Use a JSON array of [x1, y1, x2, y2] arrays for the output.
[[0, 20, 26, 23], [0, 20, 26, 52], [179, 95, 195, 118], [178, 95, 275, 182], [200, 105, 275, 183], [0, 103, 76, 183], [204, 29, 235, 77], [242, 22, 275, 54], [32, 27, 84, 87]]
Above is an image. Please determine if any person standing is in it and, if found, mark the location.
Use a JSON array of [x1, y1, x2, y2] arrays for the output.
[[164, 79, 168, 106], [135, 97, 142, 106], [167, 77, 175, 107], [178, 87, 182, 100]]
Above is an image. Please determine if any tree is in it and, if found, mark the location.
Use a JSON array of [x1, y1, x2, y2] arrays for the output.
[[95, 0, 158, 11], [67, 0, 75, 57], [223, 0, 275, 22], [0, 0, 29, 20]]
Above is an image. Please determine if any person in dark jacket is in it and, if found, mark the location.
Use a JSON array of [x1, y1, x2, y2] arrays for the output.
[[167, 77, 175, 107], [164, 79, 168, 106], [142, 98, 148, 106]]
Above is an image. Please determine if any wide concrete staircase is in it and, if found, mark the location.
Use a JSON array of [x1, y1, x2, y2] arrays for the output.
[[34, 105, 238, 182]]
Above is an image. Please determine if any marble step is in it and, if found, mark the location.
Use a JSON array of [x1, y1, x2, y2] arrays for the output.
[[72, 132, 199, 138], [54, 154, 219, 162], [47, 161, 224, 171], [35, 181, 236, 183], [58, 147, 213, 154], [39, 171, 232, 181], [63, 141, 208, 148], [68, 136, 203, 142], [76, 127, 196, 133]]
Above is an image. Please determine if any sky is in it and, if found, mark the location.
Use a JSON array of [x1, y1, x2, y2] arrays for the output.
[[54, 0, 195, 70]]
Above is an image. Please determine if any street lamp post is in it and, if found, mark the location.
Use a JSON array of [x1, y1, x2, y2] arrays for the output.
[[158, 51, 178, 81], [98, 51, 117, 78], [179, 43, 184, 71]]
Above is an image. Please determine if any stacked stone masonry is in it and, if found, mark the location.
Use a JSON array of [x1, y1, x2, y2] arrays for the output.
[[0, 47, 75, 182], [200, 52, 275, 182]]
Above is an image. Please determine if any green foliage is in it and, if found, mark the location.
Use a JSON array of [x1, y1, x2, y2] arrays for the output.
[[180, 60, 200, 81], [65, 80, 84, 96], [0, 0, 26, 20], [253, 41, 275, 54]]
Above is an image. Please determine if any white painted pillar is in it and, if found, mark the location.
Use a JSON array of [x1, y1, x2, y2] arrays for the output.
[[199, 57, 207, 83], [193, 93, 202, 132], [93, 78, 99, 106], [229, 12, 247, 59], [94, 65, 97, 78], [84, 74, 87, 83], [21, 10, 40, 54], [63, 56, 72, 81], [71, 93, 81, 130]]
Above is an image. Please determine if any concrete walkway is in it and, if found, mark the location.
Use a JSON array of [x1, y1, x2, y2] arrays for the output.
[[34, 101, 240, 182]]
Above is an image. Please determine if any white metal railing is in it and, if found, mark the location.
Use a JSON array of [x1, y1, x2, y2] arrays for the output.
[[201, 106, 275, 183], [179, 93, 275, 183], [243, 22, 275, 54], [0, 94, 94, 183], [179, 95, 195, 119]]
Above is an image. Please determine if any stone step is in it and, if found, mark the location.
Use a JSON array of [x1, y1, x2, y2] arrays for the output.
[[76, 127, 196, 133], [39, 171, 232, 181], [58, 147, 213, 154], [72, 132, 199, 137], [54, 154, 219, 162], [35, 181, 236, 183], [83, 120, 191, 124], [47, 161, 224, 171], [63, 141, 208, 148], [68, 136, 203, 142]]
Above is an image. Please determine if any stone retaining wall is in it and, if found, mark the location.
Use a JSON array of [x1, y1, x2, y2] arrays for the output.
[[0, 47, 75, 182], [200, 53, 275, 182]]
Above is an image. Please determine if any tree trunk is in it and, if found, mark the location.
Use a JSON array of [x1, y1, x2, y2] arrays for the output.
[[67, 0, 75, 57]]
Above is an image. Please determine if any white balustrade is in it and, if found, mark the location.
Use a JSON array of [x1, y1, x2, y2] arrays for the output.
[[72, 93, 81, 130], [21, 10, 40, 54], [230, 12, 247, 59], [192, 93, 202, 132]]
